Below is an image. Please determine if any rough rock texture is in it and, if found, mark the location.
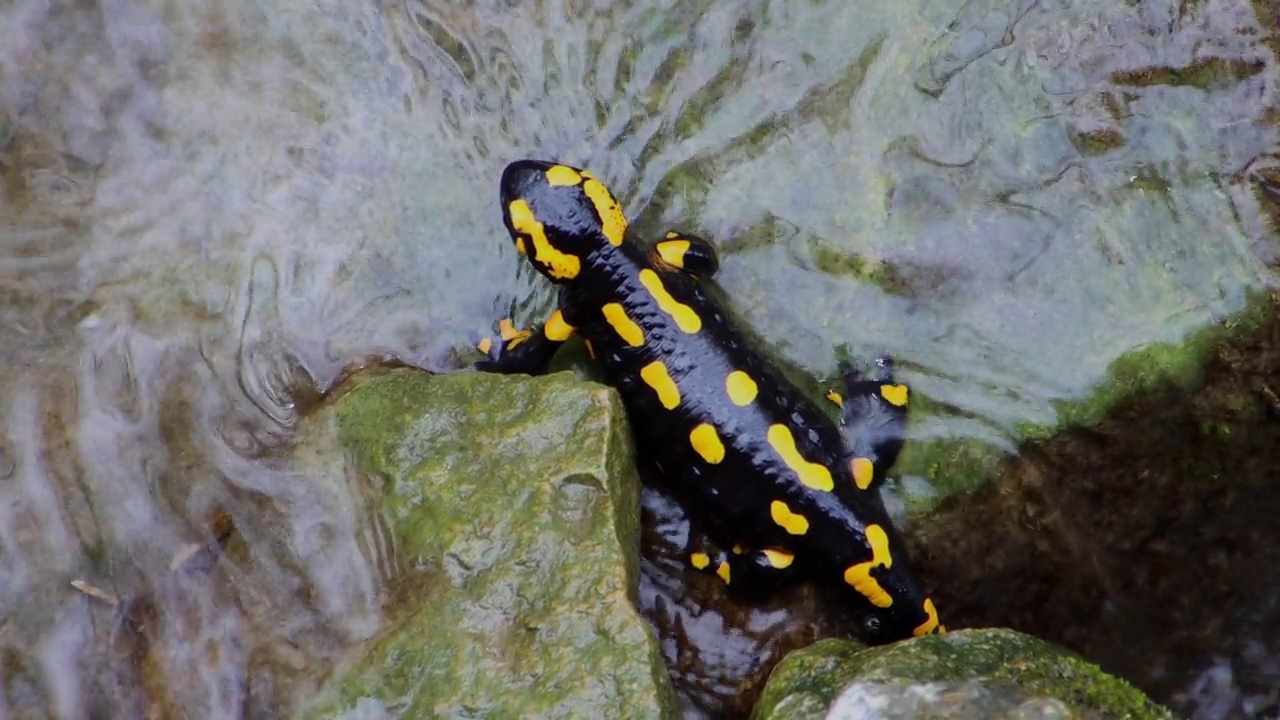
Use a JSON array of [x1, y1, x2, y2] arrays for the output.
[[753, 629, 1173, 720], [300, 368, 677, 719]]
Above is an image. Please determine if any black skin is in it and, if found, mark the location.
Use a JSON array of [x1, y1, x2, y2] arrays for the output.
[[476, 159, 942, 643]]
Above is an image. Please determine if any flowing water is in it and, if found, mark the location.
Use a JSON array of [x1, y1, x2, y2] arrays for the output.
[[1, 0, 1277, 716]]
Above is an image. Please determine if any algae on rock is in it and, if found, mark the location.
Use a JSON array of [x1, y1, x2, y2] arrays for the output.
[[753, 629, 1173, 720], [301, 368, 676, 719]]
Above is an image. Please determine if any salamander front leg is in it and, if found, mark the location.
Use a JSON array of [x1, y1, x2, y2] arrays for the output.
[[475, 308, 577, 375]]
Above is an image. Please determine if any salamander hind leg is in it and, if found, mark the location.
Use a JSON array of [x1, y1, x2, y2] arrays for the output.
[[828, 357, 909, 489], [688, 542, 800, 598]]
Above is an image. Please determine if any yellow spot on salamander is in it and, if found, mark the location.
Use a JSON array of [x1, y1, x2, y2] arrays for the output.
[[515, 236, 527, 256], [763, 548, 794, 569], [715, 561, 731, 584], [851, 457, 875, 490], [601, 303, 644, 347], [690, 552, 710, 570], [640, 361, 681, 410], [544, 309, 576, 342], [498, 319, 532, 350], [880, 384, 909, 407], [545, 165, 583, 186], [913, 598, 943, 636], [655, 239, 690, 268], [767, 425, 834, 492], [477, 337, 492, 354], [508, 199, 580, 280], [825, 389, 843, 408], [689, 423, 725, 464], [581, 171, 627, 247], [843, 524, 894, 608], [638, 269, 701, 334], [725, 371, 758, 407], [498, 318, 521, 341], [770, 500, 809, 536], [731, 544, 745, 555]]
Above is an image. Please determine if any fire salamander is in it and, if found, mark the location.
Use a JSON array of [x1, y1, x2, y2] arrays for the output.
[[475, 159, 943, 643]]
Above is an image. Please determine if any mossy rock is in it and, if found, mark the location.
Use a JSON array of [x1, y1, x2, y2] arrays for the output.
[[754, 629, 1173, 720], [300, 368, 677, 719]]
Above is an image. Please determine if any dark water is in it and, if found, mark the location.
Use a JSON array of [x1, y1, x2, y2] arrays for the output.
[[1, 0, 1277, 716]]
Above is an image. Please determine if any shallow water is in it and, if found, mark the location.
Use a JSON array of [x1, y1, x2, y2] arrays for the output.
[[1, 0, 1277, 716]]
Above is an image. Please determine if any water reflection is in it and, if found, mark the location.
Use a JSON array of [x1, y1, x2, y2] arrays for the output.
[[1, 0, 1277, 716]]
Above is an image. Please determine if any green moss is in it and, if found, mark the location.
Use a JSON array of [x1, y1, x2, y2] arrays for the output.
[[303, 369, 677, 719], [754, 630, 1172, 719], [811, 242, 888, 284], [1052, 293, 1273, 432], [994, 647, 1173, 720]]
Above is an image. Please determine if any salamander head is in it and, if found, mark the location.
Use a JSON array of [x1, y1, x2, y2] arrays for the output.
[[499, 160, 629, 284]]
